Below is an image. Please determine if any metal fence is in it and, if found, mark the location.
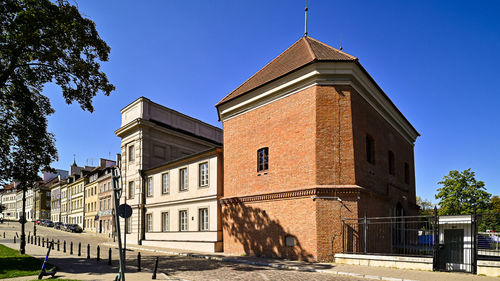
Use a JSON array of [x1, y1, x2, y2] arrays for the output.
[[341, 211, 500, 274], [342, 215, 435, 257]]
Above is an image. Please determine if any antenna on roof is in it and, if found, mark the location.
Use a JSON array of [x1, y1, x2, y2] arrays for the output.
[[304, 0, 308, 37], [339, 36, 343, 51]]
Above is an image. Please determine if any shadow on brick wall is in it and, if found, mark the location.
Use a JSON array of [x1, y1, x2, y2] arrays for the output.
[[222, 202, 314, 261]]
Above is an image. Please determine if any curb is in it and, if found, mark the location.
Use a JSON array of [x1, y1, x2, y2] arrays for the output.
[[101, 243, 420, 281]]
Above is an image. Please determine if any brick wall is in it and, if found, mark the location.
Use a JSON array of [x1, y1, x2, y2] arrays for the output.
[[221, 84, 417, 261], [222, 86, 318, 198]]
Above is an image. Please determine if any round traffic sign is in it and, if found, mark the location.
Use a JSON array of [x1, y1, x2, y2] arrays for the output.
[[117, 204, 132, 218]]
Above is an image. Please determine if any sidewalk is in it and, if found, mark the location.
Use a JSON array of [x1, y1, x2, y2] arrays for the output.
[[102, 242, 500, 281], [1, 241, 166, 281]]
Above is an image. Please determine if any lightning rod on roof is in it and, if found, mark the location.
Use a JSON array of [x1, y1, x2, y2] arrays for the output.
[[340, 36, 343, 51], [304, 0, 308, 37]]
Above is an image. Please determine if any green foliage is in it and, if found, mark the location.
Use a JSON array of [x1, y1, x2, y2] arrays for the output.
[[492, 196, 500, 213], [416, 196, 435, 216], [436, 169, 491, 215], [0, 0, 114, 187], [0, 244, 50, 279]]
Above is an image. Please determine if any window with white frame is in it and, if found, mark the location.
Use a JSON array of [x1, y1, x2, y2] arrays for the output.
[[199, 208, 209, 231], [180, 168, 188, 191], [147, 177, 153, 197], [146, 213, 152, 232], [162, 173, 169, 194], [162, 212, 169, 232], [128, 144, 135, 162], [199, 162, 209, 187], [179, 210, 188, 231]]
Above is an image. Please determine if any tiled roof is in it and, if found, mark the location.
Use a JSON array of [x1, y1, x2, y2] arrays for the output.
[[216, 36, 357, 106]]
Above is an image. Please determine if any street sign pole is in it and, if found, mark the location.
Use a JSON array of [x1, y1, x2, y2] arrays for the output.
[[112, 155, 125, 281]]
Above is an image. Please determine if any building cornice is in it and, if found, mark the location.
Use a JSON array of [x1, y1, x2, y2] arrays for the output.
[[217, 62, 419, 145], [220, 186, 365, 204]]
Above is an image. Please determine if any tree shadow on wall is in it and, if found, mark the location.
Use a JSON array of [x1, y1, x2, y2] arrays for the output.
[[222, 202, 314, 261]]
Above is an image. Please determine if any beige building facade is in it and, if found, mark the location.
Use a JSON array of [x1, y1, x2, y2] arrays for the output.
[[115, 97, 223, 247], [142, 147, 223, 252], [85, 169, 100, 232]]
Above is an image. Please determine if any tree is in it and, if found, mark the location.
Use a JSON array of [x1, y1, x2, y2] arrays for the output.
[[416, 196, 434, 216], [436, 169, 491, 216], [492, 196, 500, 214], [0, 0, 114, 254]]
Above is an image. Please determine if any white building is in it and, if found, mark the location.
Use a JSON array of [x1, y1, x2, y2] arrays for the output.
[[2, 184, 17, 220], [115, 97, 223, 249], [142, 147, 223, 252]]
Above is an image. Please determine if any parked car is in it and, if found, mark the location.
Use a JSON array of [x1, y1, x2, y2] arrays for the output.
[[39, 219, 47, 226], [35, 219, 41, 225], [54, 222, 64, 230], [66, 224, 83, 233], [60, 223, 69, 231], [45, 220, 54, 227]]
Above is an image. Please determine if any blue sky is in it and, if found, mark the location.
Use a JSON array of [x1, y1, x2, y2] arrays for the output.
[[44, 0, 500, 202]]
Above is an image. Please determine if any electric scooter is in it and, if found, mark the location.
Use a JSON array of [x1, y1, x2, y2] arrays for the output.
[[37, 241, 57, 279]]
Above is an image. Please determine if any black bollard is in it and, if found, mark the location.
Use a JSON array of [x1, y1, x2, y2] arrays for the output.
[[70, 241, 73, 255], [137, 252, 141, 272], [78, 242, 81, 256], [63, 240, 66, 253], [108, 248, 112, 265], [42, 237, 44, 247], [38, 236, 40, 246], [152, 256, 159, 279], [14, 236, 16, 244], [97, 245, 100, 262], [87, 244, 90, 260], [3, 232, 5, 238], [57, 240, 60, 251], [51, 239, 54, 249]]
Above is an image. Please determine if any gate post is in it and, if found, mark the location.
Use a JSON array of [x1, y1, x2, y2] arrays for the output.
[[363, 213, 367, 254], [472, 207, 478, 274], [432, 207, 439, 271], [342, 219, 345, 253]]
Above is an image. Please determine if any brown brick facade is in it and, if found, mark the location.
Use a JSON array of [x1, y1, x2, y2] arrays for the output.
[[221, 84, 417, 261]]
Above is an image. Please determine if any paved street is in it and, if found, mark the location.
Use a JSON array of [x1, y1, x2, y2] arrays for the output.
[[0, 222, 361, 281]]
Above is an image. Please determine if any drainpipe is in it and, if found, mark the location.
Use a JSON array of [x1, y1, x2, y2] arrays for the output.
[[139, 170, 146, 245]]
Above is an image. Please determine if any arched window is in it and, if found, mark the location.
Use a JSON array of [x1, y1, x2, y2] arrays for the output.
[[257, 147, 269, 172]]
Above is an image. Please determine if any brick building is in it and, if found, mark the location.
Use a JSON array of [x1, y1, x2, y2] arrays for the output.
[[216, 36, 420, 261]]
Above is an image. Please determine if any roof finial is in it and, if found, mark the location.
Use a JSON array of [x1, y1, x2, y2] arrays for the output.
[[304, 0, 308, 37], [340, 36, 343, 51], [72, 154, 77, 166]]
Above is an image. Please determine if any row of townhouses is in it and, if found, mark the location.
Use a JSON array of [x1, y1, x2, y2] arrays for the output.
[[1, 36, 419, 261]]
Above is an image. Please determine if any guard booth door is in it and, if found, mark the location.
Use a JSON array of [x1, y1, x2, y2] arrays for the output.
[[437, 228, 473, 273]]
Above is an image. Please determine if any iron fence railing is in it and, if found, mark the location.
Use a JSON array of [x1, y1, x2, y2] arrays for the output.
[[341, 212, 500, 264], [341, 215, 435, 257]]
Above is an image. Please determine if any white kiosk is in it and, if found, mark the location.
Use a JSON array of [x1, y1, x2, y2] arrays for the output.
[[438, 215, 473, 272]]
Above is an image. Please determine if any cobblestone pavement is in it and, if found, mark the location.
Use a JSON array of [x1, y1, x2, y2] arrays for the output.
[[1, 222, 362, 281]]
